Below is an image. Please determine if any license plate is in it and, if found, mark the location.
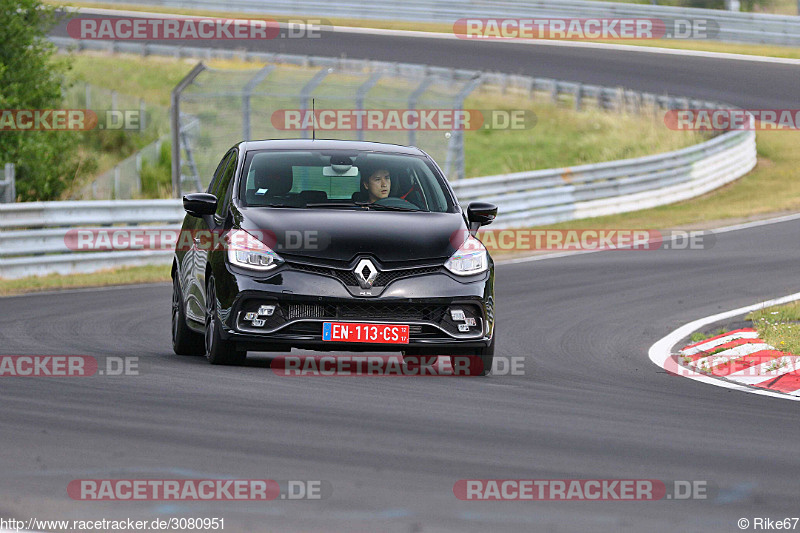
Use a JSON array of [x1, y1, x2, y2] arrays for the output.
[[322, 322, 409, 344]]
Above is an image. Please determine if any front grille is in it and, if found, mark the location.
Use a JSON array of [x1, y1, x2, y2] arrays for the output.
[[281, 301, 448, 322], [289, 262, 441, 288], [373, 267, 441, 287], [337, 302, 447, 322], [288, 303, 336, 319]]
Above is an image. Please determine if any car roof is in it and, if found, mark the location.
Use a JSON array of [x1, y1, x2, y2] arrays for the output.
[[239, 138, 426, 156]]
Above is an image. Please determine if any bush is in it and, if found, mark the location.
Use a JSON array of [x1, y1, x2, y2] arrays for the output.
[[0, 1, 88, 201]]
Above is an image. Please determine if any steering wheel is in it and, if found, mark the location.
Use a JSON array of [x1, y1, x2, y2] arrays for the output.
[[374, 196, 420, 209]]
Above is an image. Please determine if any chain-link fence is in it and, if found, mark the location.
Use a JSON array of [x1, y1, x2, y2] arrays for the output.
[[73, 137, 168, 200], [62, 82, 169, 200], [172, 59, 483, 196]]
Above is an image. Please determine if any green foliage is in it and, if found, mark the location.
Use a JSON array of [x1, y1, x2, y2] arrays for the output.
[[139, 141, 172, 198], [0, 0, 89, 201]]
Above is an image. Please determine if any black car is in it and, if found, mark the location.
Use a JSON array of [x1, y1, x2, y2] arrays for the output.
[[171, 139, 498, 374]]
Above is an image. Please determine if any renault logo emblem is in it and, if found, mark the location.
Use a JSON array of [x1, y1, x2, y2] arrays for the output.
[[354, 258, 379, 289]]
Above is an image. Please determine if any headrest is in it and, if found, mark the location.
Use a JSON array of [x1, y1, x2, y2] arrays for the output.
[[251, 157, 293, 196]]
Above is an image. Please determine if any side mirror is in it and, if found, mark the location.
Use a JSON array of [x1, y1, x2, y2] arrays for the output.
[[183, 193, 217, 218], [467, 201, 498, 235]]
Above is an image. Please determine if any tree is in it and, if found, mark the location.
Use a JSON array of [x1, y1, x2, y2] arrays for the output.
[[0, 0, 85, 201]]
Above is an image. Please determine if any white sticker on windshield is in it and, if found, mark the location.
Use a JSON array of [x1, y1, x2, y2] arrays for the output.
[[256, 188, 268, 195]]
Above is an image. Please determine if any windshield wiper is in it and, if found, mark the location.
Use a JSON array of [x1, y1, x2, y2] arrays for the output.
[[304, 202, 363, 209], [356, 202, 420, 212]]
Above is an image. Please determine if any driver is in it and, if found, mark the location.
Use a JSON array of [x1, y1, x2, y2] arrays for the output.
[[361, 168, 391, 203]]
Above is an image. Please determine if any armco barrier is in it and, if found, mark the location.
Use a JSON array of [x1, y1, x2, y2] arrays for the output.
[[452, 129, 756, 227], [71, 0, 800, 46], [0, 200, 183, 279], [0, 128, 756, 279]]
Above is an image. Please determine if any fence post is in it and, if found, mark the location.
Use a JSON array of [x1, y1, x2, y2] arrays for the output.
[[407, 74, 434, 147], [242, 65, 275, 141], [445, 75, 482, 180], [171, 62, 206, 198], [355, 72, 382, 141], [139, 98, 146, 132], [85, 83, 91, 109]]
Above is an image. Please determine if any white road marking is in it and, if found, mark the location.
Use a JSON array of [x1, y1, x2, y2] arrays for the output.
[[648, 291, 800, 402]]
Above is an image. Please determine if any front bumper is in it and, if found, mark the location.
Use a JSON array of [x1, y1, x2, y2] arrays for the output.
[[213, 259, 495, 353]]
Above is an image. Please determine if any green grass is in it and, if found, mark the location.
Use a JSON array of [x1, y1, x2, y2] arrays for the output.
[[531, 130, 800, 231], [0, 264, 171, 297], [63, 52, 707, 187], [463, 89, 708, 177], [747, 302, 800, 354], [54, 1, 800, 60], [690, 328, 729, 343]]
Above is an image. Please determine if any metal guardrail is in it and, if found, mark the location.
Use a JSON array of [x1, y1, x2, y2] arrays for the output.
[[0, 200, 183, 279], [80, 0, 800, 46], [452, 129, 756, 228], [0, 38, 757, 279], [0, 127, 756, 279]]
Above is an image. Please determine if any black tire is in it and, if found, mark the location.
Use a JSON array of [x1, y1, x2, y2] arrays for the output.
[[205, 276, 247, 365], [450, 336, 495, 376], [172, 276, 204, 356]]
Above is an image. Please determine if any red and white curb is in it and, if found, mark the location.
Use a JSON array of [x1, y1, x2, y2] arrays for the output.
[[679, 329, 800, 394], [649, 291, 800, 402]]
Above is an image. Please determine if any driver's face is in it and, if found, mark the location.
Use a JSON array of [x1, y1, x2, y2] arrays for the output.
[[365, 170, 391, 202]]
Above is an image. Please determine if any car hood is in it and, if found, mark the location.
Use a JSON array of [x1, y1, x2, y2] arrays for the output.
[[237, 207, 466, 265]]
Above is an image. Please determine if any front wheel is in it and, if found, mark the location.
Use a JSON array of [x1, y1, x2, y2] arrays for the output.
[[172, 276, 204, 356], [205, 276, 246, 366], [450, 336, 495, 376]]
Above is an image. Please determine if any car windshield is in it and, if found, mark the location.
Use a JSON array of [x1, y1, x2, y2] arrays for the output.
[[238, 149, 454, 213]]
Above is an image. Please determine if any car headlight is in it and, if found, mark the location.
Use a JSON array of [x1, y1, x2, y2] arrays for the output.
[[227, 229, 284, 271], [445, 235, 488, 276]]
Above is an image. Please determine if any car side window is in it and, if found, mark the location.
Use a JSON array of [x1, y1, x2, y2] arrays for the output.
[[207, 151, 234, 195], [215, 150, 238, 218]]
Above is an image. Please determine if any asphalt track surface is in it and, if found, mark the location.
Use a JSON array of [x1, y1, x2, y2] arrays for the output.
[[1, 16, 798, 532]]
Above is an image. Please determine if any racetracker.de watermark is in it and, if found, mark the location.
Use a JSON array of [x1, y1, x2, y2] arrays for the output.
[[453, 18, 717, 40], [66, 17, 328, 40], [271, 109, 535, 131], [63, 228, 326, 252], [0, 356, 138, 377], [271, 355, 525, 377], [68, 479, 332, 500], [665, 109, 800, 131], [0, 109, 145, 131], [455, 229, 714, 253], [454, 479, 711, 500], [61, 228, 712, 254]]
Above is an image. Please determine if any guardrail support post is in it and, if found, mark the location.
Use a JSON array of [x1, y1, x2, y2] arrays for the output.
[[3, 163, 15, 203]]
